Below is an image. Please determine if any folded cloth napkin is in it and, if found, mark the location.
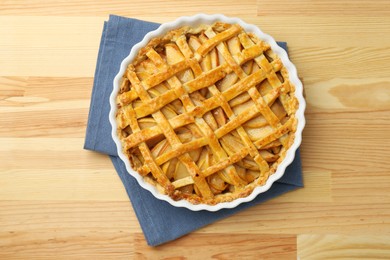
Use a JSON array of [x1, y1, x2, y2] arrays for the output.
[[84, 15, 303, 246]]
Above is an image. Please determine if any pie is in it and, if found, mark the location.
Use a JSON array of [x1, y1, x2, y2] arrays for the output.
[[115, 22, 299, 205]]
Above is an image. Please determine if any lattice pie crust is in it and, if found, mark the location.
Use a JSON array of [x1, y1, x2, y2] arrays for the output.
[[116, 22, 298, 205]]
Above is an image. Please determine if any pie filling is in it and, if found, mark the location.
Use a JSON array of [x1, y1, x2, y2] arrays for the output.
[[116, 22, 298, 205]]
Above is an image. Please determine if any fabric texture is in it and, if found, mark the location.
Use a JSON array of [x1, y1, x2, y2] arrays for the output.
[[84, 15, 303, 246]]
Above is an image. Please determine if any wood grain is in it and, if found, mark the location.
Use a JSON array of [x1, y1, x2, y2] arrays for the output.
[[0, 0, 257, 17], [305, 77, 390, 112], [134, 233, 297, 259], [0, 229, 134, 260], [257, 0, 390, 16], [1, 0, 390, 258], [298, 235, 390, 260], [207, 202, 390, 235], [0, 17, 103, 77], [1, 200, 389, 236], [272, 170, 332, 203]]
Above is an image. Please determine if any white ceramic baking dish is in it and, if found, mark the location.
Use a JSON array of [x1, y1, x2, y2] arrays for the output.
[[109, 14, 306, 211]]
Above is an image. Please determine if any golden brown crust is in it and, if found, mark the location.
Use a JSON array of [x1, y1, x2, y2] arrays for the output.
[[115, 22, 299, 205]]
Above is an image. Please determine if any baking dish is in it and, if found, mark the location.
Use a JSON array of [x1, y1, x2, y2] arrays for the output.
[[109, 14, 306, 211]]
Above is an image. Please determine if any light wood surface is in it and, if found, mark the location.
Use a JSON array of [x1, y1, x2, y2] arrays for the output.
[[1, 1, 390, 259]]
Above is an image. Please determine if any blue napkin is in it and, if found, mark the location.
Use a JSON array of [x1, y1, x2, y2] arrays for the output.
[[84, 15, 303, 246]]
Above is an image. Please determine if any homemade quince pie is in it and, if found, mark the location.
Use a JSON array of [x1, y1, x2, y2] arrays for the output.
[[115, 22, 298, 205]]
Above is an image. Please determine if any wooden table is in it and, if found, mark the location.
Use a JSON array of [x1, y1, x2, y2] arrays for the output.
[[1, 1, 390, 259]]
